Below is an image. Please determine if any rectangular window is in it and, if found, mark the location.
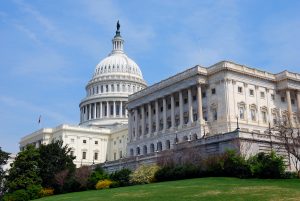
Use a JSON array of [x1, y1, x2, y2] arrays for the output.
[[271, 94, 275, 100], [82, 151, 86, 159], [249, 89, 254, 96], [119, 151, 123, 159], [94, 152, 98, 160], [184, 98, 188, 104], [211, 88, 216, 95], [291, 99, 295, 105], [70, 151, 74, 157], [193, 95, 197, 101], [238, 87, 243, 93], [262, 111, 267, 123], [202, 92, 206, 98], [114, 153, 116, 160], [212, 108, 217, 121], [251, 109, 256, 121], [83, 140, 86, 144], [260, 92, 265, 98], [71, 138, 74, 143], [239, 107, 245, 119], [95, 141, 98, 145], [281, 97, 285, 102], [175, 101, 179, 107]]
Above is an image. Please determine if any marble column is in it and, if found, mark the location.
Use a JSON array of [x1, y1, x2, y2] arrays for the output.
[[171, 94, 175, 129], [128, 111, 132, 141], [113, 101, 116, 117], [94, 103, 97, 119], [148, 103, 152, 134], [100, 102, 103, 118], [188, 88, 193, 125], [120, 101, 123, 117], [134, 109, 138, 140], [88, 104, 91, 120], [155, 100, 159, 133], [163, 97, 167, 132], [286, 89, 293, 122], [297, 91, 300, 119], [197, 84, 203, 124], [179, 90, 184, 127], [141, 105, 145, 137], [107, 101, 110, 117]]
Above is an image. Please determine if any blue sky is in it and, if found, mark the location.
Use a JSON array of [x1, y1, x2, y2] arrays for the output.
[[1, 0, 300, 153]]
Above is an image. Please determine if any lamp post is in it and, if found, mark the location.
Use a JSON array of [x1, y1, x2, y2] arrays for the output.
[[236, 115, 240, 130]]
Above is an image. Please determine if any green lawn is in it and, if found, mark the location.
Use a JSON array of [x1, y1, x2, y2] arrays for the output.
[[36, 177, 300, 201]]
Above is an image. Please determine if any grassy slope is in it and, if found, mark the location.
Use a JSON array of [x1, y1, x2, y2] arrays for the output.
[[36, 177, 300, 201]]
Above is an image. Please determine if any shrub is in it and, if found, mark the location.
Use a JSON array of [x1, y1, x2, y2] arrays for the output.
[[249, 152, 285, 179], [26, 185, 42, 200], [87, 166, 109, 189], [282, 171, 298, 179], [130, 164, 160, 184], [95, 179, 112, 190], [155, 164, 202, 182], [39, 188, 54, 197], [3, 189, 30, 201], [110, 169, 132, 187]]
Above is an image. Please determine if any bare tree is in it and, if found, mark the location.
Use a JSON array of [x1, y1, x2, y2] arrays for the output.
[[54, 169, 69, 190], [74, 166, 92, 188], [270, 117, 300, 175]]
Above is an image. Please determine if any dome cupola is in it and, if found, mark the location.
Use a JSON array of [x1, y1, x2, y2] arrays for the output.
[[79, 21, 147, 128]]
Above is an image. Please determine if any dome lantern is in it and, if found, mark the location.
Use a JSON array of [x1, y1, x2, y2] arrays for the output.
[[111, 20, 124, 54]]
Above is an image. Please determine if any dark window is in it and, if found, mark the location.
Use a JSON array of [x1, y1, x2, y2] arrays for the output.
[[260, 92, 265, 98], [175, 101, 179, 107], [82, 152, 86, 159], [168, 104, 171, 109], [95, 141, 98, 145], [238, 87, 243, 93], [271, 94, 275, 100], [211, 88, 216, 95], [281, 97, 285, 102], [249, 89, 254, 96], [202, 92, 206, 98], [94, 152, 98, 160], [291, 99, 295, 105], [184, 98, 188, 104], [193, 95, 197, 101], [160, 107, 163, 112], [83, 140, 86, 144]]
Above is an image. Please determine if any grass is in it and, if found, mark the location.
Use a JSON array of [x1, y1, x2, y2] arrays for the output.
[[36, 177, 300, 201]]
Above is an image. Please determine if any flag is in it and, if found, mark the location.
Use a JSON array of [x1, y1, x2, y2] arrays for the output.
[[38, 115, 41, 124]]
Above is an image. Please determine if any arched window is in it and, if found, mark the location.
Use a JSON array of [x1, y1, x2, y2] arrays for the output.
[[136, 146, 140, 155], [157, 141, 162, 152], [150, 143, 155, 153], [143, 145, 147, 155], [165, 140, 170, 150], [130, 149, 134, 156]]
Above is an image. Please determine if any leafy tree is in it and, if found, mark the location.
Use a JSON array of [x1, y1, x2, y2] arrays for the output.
[[5, 145, 41, 192], [38, 140, 75, 188], [0, 147, 9, 197], [87, 166, 109, 189]]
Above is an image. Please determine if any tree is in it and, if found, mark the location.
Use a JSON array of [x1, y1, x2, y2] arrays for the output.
[[0, 147, 9, 197], [5, 145, 41, 192], [74, 166, 92, 189], [54, 169, 69, 192], [270, 117, 300, 175], [38, 140, 75, 188]]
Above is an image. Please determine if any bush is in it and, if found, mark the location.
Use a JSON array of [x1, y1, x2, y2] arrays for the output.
[[155, 164, 202, 182], [110, 169, 132, 187], [87, 166, 109, 189], [26, 185, 42, 200], [39, 188, 54, 197], [282, 171, 298, 179], [3, 189, 30, 201], [95, 179, 112, 190], [249, 152, 285, 179], [130, 164, 160, 184]]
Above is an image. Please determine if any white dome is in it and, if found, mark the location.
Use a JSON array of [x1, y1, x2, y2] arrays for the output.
[[93, 52, 143, 79]]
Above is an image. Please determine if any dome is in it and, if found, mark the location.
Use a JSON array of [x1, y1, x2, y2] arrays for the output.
[[79, 21, 147, 128], [93, 52, 143, 79]]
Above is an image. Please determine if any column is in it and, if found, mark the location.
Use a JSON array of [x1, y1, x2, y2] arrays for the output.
[[128, 111, 132, 141], [141, 105, 145, 136], [94, 103, 97, 119], [163, 97, 167, 132], [179, 90, 184, 127], [88, 104, 91, 120], [120, 101, 123, 117], [188, 88, 193, 125], [197, 84, 203, 124], [286, 89, 293, 122], [171, 94, 175, 129], [134, 109, 138, 140], [107, 101, 110, 117], [100, 102, 103, 118], [155, 100, 159, 133], [113, 101, 116, 117], [125, 107, 128, 117], [297, 91, 300, 119], [148, 103, 152, 134]]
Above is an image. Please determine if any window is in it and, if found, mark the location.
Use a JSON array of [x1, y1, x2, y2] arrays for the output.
[[168, 104, 171, 109], [262, 111, 267, 123], [114, 141, 116, 145], [114, 153, 116, 160], [193, 95, 197, 101], [95, 141, 98, 145], [71, 138, 74, 143], [94, 152, 98, 160], [202, 92, 206, 98], [271, 94, 275, 100], [184, 98, 188, 104], [82, 151, 86, 159], [83, 140, 86, 144], [281, 97, 285, 102], [119, 139, 122, 144], [119, 151, 123, 159], [175, 101, 179, 107], [260, 92, 265, 98], [251, 109, 256, 121], [238, 87, 243, 93], [291, 99, 295, 105], [70, 151, 74, 157], [239, 107, 245, 119], [212, 108, 217, 121], [160, 106, 163, 112], [211, 88, 216, 95], [249, 89, 254, 96]]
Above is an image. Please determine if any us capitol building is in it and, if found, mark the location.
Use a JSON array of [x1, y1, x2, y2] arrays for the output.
[[20, 22, 300, 170]]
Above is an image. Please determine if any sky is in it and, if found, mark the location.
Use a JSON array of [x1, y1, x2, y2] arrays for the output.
[[0, 0, 300, 154]]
